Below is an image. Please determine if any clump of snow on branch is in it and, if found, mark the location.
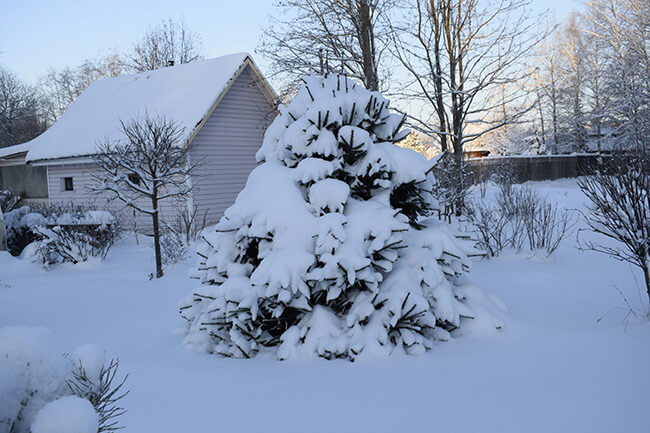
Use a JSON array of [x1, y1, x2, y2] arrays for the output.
[[179, 74, 504, 360]]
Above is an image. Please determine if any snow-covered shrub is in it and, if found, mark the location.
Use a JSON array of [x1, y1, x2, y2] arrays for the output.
[[0, 327, 128, 433], [158, 203, 208, 266], [167, 201, 209, 245], [467, 185, 575, 257], [4, 203, 122, 263], [0, 189, 21, 213], [179, 74, 503, 360], [430, 152, 473, 220], [159, 228, 189, 266], [3, 206, 45, 256]]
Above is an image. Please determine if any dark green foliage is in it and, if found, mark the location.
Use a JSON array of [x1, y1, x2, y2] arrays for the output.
[[390, 181, 430, 227]]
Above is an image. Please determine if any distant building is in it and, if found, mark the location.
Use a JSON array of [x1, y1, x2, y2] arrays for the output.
[[463, 149, 490, 159]]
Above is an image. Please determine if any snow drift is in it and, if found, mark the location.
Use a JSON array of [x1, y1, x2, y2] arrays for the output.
[[179, 74, 504, 360]]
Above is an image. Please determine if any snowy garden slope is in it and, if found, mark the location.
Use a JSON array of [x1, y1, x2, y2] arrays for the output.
[[1, 180, 650, 432], [179, 75, 503, 360]]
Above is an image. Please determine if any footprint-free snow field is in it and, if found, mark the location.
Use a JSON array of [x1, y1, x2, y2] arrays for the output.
[[1, 179, 649, 433]]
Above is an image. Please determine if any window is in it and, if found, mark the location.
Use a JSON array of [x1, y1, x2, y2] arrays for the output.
[[62, 177, 74, 191]]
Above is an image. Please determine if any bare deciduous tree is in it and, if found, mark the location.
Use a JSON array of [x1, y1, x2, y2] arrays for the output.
[[578, 146, 650, 304], [258, 0, 397, 95], [130, 18, 202, 72], [92, 114, 199, 278], [39, 52, 126, 124], [389, 0, 544, 211], [0, 65, 46, 148]]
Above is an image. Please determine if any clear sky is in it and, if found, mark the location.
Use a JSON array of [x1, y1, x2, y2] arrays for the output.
[[1, 0, 580, 84]]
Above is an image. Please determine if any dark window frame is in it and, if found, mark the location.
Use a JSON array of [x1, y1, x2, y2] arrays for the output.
[[63, 177, 74, 191]]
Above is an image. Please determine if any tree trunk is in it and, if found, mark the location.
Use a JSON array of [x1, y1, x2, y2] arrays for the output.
[[151, 190, 163, 279], [357, 0, 378, 91], [642, 257, 650, 301]]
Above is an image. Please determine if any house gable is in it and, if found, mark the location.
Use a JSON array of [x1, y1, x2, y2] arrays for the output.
[[188, 64, 277, 224]]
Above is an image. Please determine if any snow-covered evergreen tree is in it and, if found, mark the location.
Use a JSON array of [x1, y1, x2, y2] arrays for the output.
[[179, 75, 503, 360]]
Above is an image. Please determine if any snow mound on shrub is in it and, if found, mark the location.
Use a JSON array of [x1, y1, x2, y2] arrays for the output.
[[31, 396, 98, 433], [179, 74, 504, 360], [0, 326, 124, 433]]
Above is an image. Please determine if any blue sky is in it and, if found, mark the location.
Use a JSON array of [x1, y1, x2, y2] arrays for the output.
[[1, 0, 580, 84]]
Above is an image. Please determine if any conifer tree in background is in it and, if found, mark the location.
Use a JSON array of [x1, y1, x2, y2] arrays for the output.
[[179, 75, 503, 360]]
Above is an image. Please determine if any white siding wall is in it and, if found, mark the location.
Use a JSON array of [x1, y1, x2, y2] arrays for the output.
[[46, 162, 178, 232], [189, 66, 276, 225]]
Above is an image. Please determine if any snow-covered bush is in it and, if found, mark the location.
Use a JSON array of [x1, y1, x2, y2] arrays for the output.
[[467, 185, 575, 257], [4, 204, 121, 263], [179, 74, 503, 360], [3, 206, 45, 256], [0, 327, 128, 433], [0, 189, 21, 213], [159, 203, 208, 266], [159, 228, 189, 266], [430, 152, 473, 220]]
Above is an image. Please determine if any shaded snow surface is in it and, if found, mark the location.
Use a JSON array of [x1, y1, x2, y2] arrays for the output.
[[31, 396, 98, 433], [1, 179, 649, 432]]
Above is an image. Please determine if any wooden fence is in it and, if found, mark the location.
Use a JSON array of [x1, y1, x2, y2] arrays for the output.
[[466, 154, 602, 184]]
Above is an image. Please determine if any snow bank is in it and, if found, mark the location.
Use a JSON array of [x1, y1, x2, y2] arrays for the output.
[[0, 326, 118, 433]]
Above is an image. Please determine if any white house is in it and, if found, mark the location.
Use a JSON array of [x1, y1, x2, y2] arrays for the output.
[[0, 53, 277, 228]]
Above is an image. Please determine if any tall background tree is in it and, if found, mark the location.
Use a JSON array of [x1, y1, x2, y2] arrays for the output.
[[258, 0, 397, 95], [0, 65, 45, 148], [388, 0, 543, 210], [39, 52, 126, 125], [130, 18, 203, 72]]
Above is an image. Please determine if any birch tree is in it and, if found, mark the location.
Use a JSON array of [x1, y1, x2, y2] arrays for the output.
[[92, 114, 199, 278], [582, 0, 650, 149]]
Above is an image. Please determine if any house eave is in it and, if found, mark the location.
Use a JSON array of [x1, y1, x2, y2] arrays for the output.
[[0, 152, 28, 167], [28, 155, 97, 167]]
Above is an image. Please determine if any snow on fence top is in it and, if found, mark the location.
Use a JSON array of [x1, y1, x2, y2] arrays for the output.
[[24, 53, 251, 163]]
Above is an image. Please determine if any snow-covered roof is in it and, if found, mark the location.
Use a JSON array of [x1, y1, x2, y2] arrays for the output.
[[24, 53, 257, 163], [0, 142, 31, 159]]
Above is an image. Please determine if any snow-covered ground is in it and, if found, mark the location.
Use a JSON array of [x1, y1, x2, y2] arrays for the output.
[[1, 179, 649, 433]]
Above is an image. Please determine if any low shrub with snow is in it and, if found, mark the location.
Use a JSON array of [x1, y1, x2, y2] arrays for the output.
[[159, 228, 189, 266], [179, 74, 504, 361], [467, 185, 575, 257], [3, 204, 121, 264], [0, 327, 128, 433]]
